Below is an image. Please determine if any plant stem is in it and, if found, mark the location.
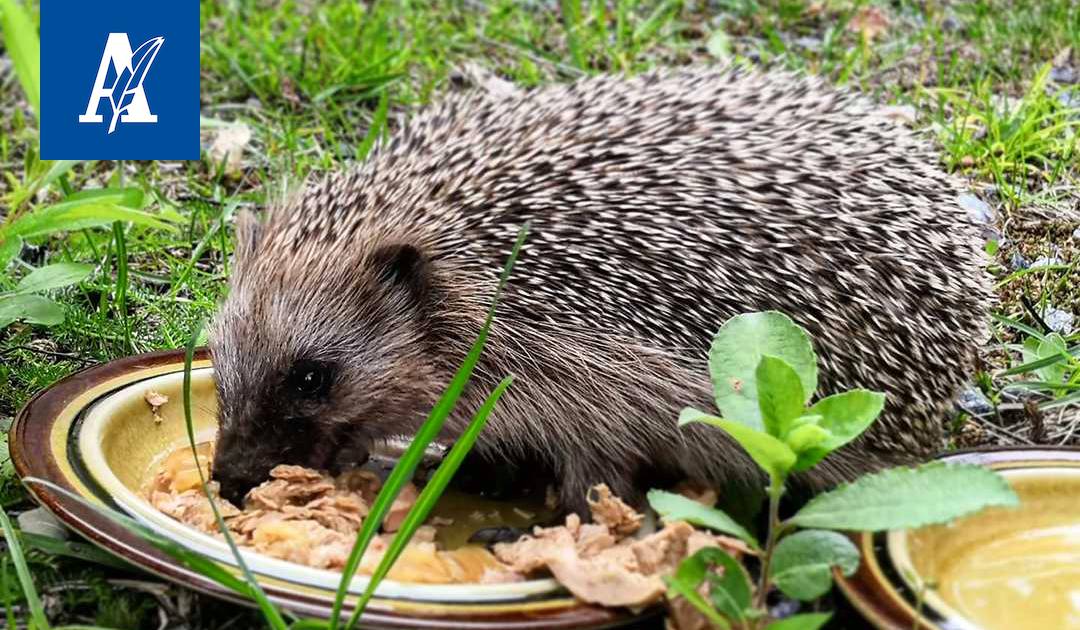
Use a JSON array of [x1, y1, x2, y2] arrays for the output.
[[752, 475, 786, 624]]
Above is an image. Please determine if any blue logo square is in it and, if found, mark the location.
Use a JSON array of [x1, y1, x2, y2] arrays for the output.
[[40, 1, 200, 160]]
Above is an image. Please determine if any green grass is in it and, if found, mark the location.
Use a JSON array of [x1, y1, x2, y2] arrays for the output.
[[2, 0, 1079, 627]]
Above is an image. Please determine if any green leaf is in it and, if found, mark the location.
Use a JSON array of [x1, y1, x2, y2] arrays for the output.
[[769, 530, 859, 601], [701, 549, 753, 622], [789, 389, 885, 473], [791, 463, 1019, 531], [765, 612, 832, 630], [647, 489, 759, 549], [785, 423, 830, 455], [663, 572, 731, 630], [0, 294, 65, 328], [3, 191, 173, 241], [14, 263, 94, 294], [809, 390, 885, 449], [0, 510, 50, 630], [709, 311, 817, 430], [680, 408, 796, 479], [63, 186, 145, 208], [1030, 333, 1069, 383], [0, 0, 40, 120], [756, 355, 807, 437], [0, 235, 21, 269], [773, 563, 832, 601]]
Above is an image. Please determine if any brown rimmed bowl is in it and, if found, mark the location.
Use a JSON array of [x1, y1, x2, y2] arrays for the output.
[[10, 348, 657, 629], [836, 447, 1080, 630]]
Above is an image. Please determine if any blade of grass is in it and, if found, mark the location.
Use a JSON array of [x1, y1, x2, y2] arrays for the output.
[[181, 321, 289, 630], [560, 0, 586, 69], [112, 223, 132, 354], [171, 200, 238, 296], [346, 375, 514, 628], [18, 530, 133, 571], [2, 557, 16, 630], [356, 90, 389, 161], [4, 202, 179, 240], [0, 0, 40, 120], [328, 222, 529, 628], [1041, 389, 1080, 410], [1002, 352, 1074, 376], [992, 312, 1048, 341], [0, 509, 50, 630]]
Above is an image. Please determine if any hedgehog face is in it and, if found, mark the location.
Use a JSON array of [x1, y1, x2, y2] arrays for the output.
[[209, 215, 445, 505]]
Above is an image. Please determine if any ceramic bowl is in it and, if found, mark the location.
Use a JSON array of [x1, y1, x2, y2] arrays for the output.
[[836, 447, 1080, 630], [10, 349, 655, 628]]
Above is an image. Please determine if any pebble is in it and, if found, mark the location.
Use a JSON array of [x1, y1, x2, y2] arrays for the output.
[[1072, 226, 1080, 241], [1043, 307, 1075, 335], [791, 36, 822, 52], [17, 507, 69, 540], [958, 193, 994, 225], [957, 386, 994, 416], [1050, 65, 1078, 85], [1029, 254, 1065, 269], [1010, 251, 1028, 270]]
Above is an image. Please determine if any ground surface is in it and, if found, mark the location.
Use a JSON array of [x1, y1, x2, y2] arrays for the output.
[[1, 0, 1078, 627]]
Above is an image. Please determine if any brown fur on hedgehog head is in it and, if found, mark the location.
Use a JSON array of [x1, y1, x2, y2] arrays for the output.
[[208, 207, 460, 505]]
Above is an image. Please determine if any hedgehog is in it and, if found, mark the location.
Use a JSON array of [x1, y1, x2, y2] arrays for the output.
[[208, 66, 992, 515]]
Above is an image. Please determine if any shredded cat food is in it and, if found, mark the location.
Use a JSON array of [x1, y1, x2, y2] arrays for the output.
[[147, 444, 746, 598], [145, 444, 517, 582]]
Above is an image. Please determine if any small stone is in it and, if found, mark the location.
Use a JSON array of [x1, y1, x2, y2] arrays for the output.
[[957, 193, 994, 225], [1029, 255, 1064, 269], [17, 507, 69, 540], [1010, 252, 1028, 270], [957, 386, 993, 416], [792, 36, 822, 52], [1059, 91, 1080, 112], [1050, 65, 1078, 85], [1043, 307, 1075, 335], [1072, 226, 1080, 241]]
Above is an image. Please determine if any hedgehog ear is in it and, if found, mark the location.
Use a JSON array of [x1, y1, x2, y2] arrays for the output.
[[372, 243, 431, 303]]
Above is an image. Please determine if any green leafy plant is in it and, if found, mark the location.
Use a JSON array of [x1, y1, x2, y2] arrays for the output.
[[0, 262, 94, 328], [993, 313, 1080, 409], [650, 311, 1020, 630], [0, 186, 180, 330]]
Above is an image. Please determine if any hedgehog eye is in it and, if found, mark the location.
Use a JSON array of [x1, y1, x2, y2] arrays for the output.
[[286, 361, 333, 398]]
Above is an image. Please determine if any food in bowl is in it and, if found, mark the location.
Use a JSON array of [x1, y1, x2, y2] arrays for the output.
[[146, 442, 522, 583], [146, 442, 747, 605]]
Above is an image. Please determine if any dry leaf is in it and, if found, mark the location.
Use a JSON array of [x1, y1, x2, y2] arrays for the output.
[[208, 123, 252, 176]]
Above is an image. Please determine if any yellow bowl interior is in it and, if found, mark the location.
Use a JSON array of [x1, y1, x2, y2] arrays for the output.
[[92, 369, 218, 494], [893, 467, 1080, 630]]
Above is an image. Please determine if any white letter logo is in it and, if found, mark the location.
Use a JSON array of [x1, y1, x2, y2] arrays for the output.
[[79, 33, 164, 134]]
